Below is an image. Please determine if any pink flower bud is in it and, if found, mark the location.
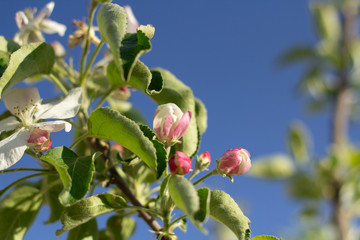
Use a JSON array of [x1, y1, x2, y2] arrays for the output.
[[112, 142, 135, 161], [217, 148, 251, 176], [153, 103, 192, 145], [27, 128, 52, 153], [196, 151, 211, 170], [169, 151, 192, 175]]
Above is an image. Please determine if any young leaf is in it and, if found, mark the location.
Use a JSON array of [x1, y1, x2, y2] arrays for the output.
[[252, 235, 282, 240], [139, 124, 167, 178], [97, 3, 127, 79], [194, 188, 210, 222], [43, 175, 63, 224], [195, 98, 208, 135], [105, 215, 136, 240], [41, 147, 99, 206], [67, 218, 99, 240], [107, 59, 163, 94], [209, 190, 251, 240], [0, 36, 20, 53], [88, 107, 157, 169], [121, 25, 155, 80], [169, 175, 200, 218], [250, 154, 295, 179], [0, 184, 43, 240], [56, 193, 127, 235], [0, 42, 54, 99], [287, 122, 311, 163]]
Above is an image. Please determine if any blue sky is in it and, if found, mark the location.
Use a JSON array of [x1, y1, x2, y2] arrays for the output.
[[0, 0, 333, 239]]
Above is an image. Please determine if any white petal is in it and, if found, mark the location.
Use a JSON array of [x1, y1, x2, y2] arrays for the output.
[[35, 88, 82, 120], [33, 120, 72, 132], [0, 129, 30, 170], [124, 5, 139, 33], [34, 2, 55, 23], [3, 88, 42, 116], [0, 117, 20, 133], [15, 11, 29, 29], [40, 19, 66, 36]]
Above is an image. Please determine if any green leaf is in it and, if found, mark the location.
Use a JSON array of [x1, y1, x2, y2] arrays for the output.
[[209, 190, 251, 240], [109, 100, 148, 124], [0, 51, 10, 77], [0, 36, 20, 53], [250, 154, 295, 179], [43, 175, 63, 224], [287, 122, 311, 163], [311, 3, 340, 42], [277, 46, 318, 66], [88, 107, 157, 169], [97, 3, 127, 79], [56, 193, 127, 236], [252, 236, 282, 240], [41, 147, 99, 206], [139, 124, 167, 178], [0, 184, 43, 240], [105, 215, 136, 240], [67, 218, 98, 240], [0, 42, 54, 99], [169, 175, 200, 220], [121, 25, 155, 80], [287, 173, 322, 199], [107, 59, 162, 94], [194, 188, 210, 222], [195, 98, 208, 134]]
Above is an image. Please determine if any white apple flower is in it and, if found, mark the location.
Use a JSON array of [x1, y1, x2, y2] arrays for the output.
[[14, 1, 66, 45], [0, 87, 82, 170], [124, 5, 139, 33]]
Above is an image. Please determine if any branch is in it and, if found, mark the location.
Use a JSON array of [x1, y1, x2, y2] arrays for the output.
[[86, 138, 171, 240]]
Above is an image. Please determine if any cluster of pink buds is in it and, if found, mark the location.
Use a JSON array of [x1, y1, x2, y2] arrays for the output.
[[217, 148, 251, 177]]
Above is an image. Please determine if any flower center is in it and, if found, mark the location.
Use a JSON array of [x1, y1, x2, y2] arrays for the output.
[[12, 98, 39, 128]]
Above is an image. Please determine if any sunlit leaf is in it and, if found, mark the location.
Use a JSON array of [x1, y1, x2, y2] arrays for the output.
[[252, 235, 282, 240], [41, 147, 99, 206], [250, 154, 295, 179], [195, 98, 208, 134], [209, 190, 251, 240], [0, 184, 43, 240], [287, 122, 311, 163], [0, 42, 54, 99], [67, 218, 98, 240], [56, 193, 127, 235], [97, 3, 127, 79], [194, 188, 210, 222], [0, 36, 20, 53], [88, 107, 157, 169]]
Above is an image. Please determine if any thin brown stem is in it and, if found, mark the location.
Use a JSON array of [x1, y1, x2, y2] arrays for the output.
[[86, 138, 171, 240]]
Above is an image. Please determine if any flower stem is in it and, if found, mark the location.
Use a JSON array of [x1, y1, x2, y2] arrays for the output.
[[69, 133, 89, 149], [193, 169, 217, 186], [0, 172, 54, 198], [48, 73, 68, 95], [0, 167, 51, 174], [82, 39, 105, 84], [79, 0, 98, 86]]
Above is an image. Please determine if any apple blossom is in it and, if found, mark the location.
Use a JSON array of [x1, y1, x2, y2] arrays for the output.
[[14, 2, 66, 45], [68, 20, 101, 48], [124, 5, 139, 33], [0, 87, 82, 170], [217, 148, 251, 177], [169, 151, 192, 175], [153, 103, 192, 145]]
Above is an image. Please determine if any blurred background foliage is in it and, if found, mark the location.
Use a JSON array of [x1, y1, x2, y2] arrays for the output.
[[250, 0, 360, 239]]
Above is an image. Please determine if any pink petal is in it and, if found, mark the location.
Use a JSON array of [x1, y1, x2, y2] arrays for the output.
[[173, 110, 192, 140]]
